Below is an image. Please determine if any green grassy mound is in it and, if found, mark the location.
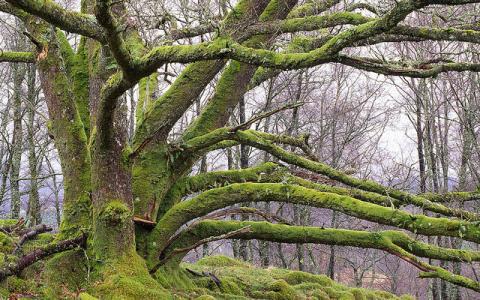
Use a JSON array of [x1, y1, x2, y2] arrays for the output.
[[180, 255, 414, 300]]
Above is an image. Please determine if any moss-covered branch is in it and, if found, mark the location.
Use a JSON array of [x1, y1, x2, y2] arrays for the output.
[[0, 50, 34, 63], [162, 220, 480, 292], [0, 1, 29, 20], [162, 162, 283, 210], [136, 0, 422, 71], [5, 0, 105, 41], [422, 191, 480, 203], [165, 161, 402, 212], [0, 233, 86, 281], [337, 55, 480, 78], [94, 0, 136, 75], [235, 130, 478, 220], [288, 0, 341, 17], [180, 128, 477, 219], [131, 0, 272, 152], [148, 182, 480, 266], [241, 12, 371, 37], [170, 220, 480, 264]]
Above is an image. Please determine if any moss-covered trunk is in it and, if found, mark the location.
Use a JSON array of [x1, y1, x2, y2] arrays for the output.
[[27, 18, 92, 238]]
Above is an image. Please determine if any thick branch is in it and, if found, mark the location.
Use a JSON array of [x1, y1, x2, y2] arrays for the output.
[[94, 0, 135, 74], [13, 224, 52, 255], [172, 220, 480, 263], [165, 162, 402, 210], [0, 234, 87, 281], [151, 225, 252, 273], [337, 55, 480, 78], [0, 50, 34, 63], [5, 0, 105, 41], [162, 220, 480, 291], [234, 130, 478, 220], [148, 182, 480, 265], [422, 191, 480, 203], [181, 129, 478, 220]]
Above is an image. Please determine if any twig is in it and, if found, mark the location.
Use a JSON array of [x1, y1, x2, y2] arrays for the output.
[[232, 103, 304, 131], [203, 207, 292, 225]]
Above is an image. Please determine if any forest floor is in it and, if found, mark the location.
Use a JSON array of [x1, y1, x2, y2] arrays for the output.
[[0, 219, 413, 300]]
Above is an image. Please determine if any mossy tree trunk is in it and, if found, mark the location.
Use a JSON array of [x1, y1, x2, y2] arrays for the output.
[[10, 59, 25, 219], [26, 64, 41, 226]]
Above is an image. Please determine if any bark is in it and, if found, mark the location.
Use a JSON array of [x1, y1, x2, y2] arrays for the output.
[[414, 81, 427, 193], [10, 61, 25, 219], [26, 64, 41, 226], [238, 97, 250, 262]]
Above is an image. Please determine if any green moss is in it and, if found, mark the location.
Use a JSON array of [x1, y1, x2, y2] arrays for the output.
[[221, 277, 244, 295], [293, 283, 330, 299], [59, 191, 91, 240], [56, 29, 75, 74], [42, 250, 89, 299], [132, 145, 175, 223], [277, 270, 333, 286], [0, 51, 34, 63], [154, 264, 196, 290], [196, 255, 250, 268], [0, 219, 18, 227], [79, 292, 99, 300], [195, 295, 216, 300], [72, 36, 91, 138], [2, 276, 38, 296], [184, 256, 408, 300], [260, 279, 299, 300], [23, 233, 55, 253], [136, 73, 158, 126], [98, 200, 132, 225], [0, 232, 14, 253], [92, 253, 171, 300]]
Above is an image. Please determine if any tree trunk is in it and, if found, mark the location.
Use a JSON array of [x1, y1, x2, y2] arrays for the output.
[[10, 61, 25, 219], [26, 64, 41, 226]]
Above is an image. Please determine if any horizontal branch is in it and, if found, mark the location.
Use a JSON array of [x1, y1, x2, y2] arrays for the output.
[[234, 130, 479, 220], [0, 50, 34, 63], [150, 225, 252, 273], [162, 220, 480, 291], [240, 12, 371, 38], [13, 224, 52, 255], [148, 182, 480, 265], [167, 161, 400, 210], [181, 129, 478, 220], [422, 191, 480, 203], [338, 55, 480, 78], [0, 233, 87, 281], [163, 162, 283, 208], [136, 0, 424, 72], [0, 0, 28, 19], [4, 0, 105, 42], [172, 220, 480, 263]]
